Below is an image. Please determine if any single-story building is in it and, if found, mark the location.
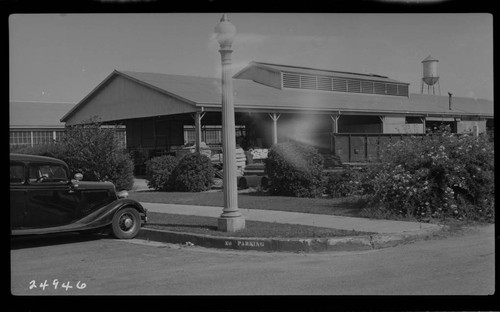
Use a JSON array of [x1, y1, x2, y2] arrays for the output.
[[9, 101, 126, 149], [60, 61, 494, 172], [10, 101, 75, 148]]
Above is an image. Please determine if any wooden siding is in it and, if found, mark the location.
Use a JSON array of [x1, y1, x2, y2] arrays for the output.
[[64, 75, 198, 125]]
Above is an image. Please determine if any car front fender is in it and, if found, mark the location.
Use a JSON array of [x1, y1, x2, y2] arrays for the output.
[[74, 198, 147, 229]]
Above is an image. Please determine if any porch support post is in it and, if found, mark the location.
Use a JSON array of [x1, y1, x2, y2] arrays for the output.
[[192, 112, 206, 153], [420, 117, 426, 134], [330, 115, 340, 134], [268, 113, 281, 145], [379, 116, 386, 133], [473, 122, 479, 137]]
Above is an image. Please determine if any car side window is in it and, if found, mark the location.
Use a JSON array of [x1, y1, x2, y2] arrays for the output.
[[28, 163, 69, 184], [10, 163, 25, 184]]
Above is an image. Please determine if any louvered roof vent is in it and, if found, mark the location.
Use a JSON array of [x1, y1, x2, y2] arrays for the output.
[[282, 72, 409, 97]]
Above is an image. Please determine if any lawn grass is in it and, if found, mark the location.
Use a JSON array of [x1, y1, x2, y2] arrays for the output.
[[129, 189, 367, 218], [145, 212, 376, 238]]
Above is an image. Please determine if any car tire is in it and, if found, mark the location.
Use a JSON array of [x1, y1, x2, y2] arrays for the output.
[[111, 207, 141, 239]]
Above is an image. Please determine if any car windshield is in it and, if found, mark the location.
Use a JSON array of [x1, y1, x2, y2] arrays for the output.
[[28, 163, 68, 183]]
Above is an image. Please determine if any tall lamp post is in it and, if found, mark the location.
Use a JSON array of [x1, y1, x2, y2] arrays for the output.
[[215, 14, 245, 232]]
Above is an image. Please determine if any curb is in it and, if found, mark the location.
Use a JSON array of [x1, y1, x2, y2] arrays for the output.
[[136, 226, 445, 253]]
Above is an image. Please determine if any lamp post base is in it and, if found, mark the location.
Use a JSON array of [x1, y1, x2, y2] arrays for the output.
[[218, 216, 246, 232]]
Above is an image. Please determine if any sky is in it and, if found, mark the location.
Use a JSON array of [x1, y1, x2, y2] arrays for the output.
[[9, 13, 493, 103]]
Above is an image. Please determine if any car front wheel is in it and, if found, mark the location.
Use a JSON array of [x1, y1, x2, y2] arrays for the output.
[[111, 207, 141, 239]]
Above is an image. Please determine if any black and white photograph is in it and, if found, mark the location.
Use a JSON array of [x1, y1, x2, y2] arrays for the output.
[[8, 7, 495, 304]]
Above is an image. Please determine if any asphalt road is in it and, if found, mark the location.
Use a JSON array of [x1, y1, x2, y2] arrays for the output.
[[10, 225, 495, 297]]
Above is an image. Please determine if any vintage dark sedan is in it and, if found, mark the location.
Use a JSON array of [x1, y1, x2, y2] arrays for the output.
[[10, 153, 147, 239]]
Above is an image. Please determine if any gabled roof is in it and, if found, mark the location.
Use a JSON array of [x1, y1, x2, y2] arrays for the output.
[[120, 70, 492, 117], [61, 69, 493, 124], [10, 101, 75, 128], [234, 61, 408, 84]]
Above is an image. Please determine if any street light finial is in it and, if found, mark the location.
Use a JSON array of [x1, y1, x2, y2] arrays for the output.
[[214, 14, 236, 47]]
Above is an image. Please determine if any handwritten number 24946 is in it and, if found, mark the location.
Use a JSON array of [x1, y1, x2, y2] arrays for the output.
[[29, 279, 86, 291]]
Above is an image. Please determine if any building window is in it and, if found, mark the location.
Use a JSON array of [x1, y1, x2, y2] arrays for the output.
[[114, 129, 127, 149], [55, 130, 65, 141], [183, 125, 246, 146], [10, 131, 31, 146], [33, 131, 54, 145]]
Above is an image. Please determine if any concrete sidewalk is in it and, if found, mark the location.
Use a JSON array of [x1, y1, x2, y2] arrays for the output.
[[141, 202, 442, 235], [138, 202, 445, 252], [137, 202, 446, 252]]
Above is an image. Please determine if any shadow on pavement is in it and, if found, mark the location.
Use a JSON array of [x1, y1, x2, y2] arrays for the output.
[[146, 223, 218, 231], [10, 232, 109, 250]]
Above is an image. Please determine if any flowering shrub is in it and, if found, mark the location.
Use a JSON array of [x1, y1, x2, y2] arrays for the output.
[[361, 126, 494, 222], [265, 142, 324, 197], [325, 168, 366, 197], [169, 153, 215, 192], [145, 155, 179, 191]]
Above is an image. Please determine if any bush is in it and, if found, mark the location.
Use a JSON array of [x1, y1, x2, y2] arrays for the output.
[[169, 153, 215, 192], [59, 121, 135, 190], [12, 143, 66, 159], [111, 151, 135, 191], [265, 142, 324, 197], [145, 155, 179, 191], [360, 127, 494, 223], [14, 120, 135, 191], [325, 168, 366, 198]]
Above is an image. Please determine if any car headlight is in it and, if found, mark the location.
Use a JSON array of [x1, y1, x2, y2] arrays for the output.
[[117, 190, 129, 199]]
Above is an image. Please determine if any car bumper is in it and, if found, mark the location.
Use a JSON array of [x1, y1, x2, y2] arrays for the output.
[[141, 208, 148, 224]]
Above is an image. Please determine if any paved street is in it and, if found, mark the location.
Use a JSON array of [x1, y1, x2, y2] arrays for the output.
[[11, 225, 494, 296]]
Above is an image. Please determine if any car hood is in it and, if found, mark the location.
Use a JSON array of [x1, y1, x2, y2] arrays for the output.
[[74, 180, 116, 191]]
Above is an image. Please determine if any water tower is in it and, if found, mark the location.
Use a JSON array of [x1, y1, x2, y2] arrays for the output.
[[421, 55, 441, 95]]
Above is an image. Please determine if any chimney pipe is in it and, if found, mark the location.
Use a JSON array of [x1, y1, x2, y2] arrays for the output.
[[448, 92, 453, 110]]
